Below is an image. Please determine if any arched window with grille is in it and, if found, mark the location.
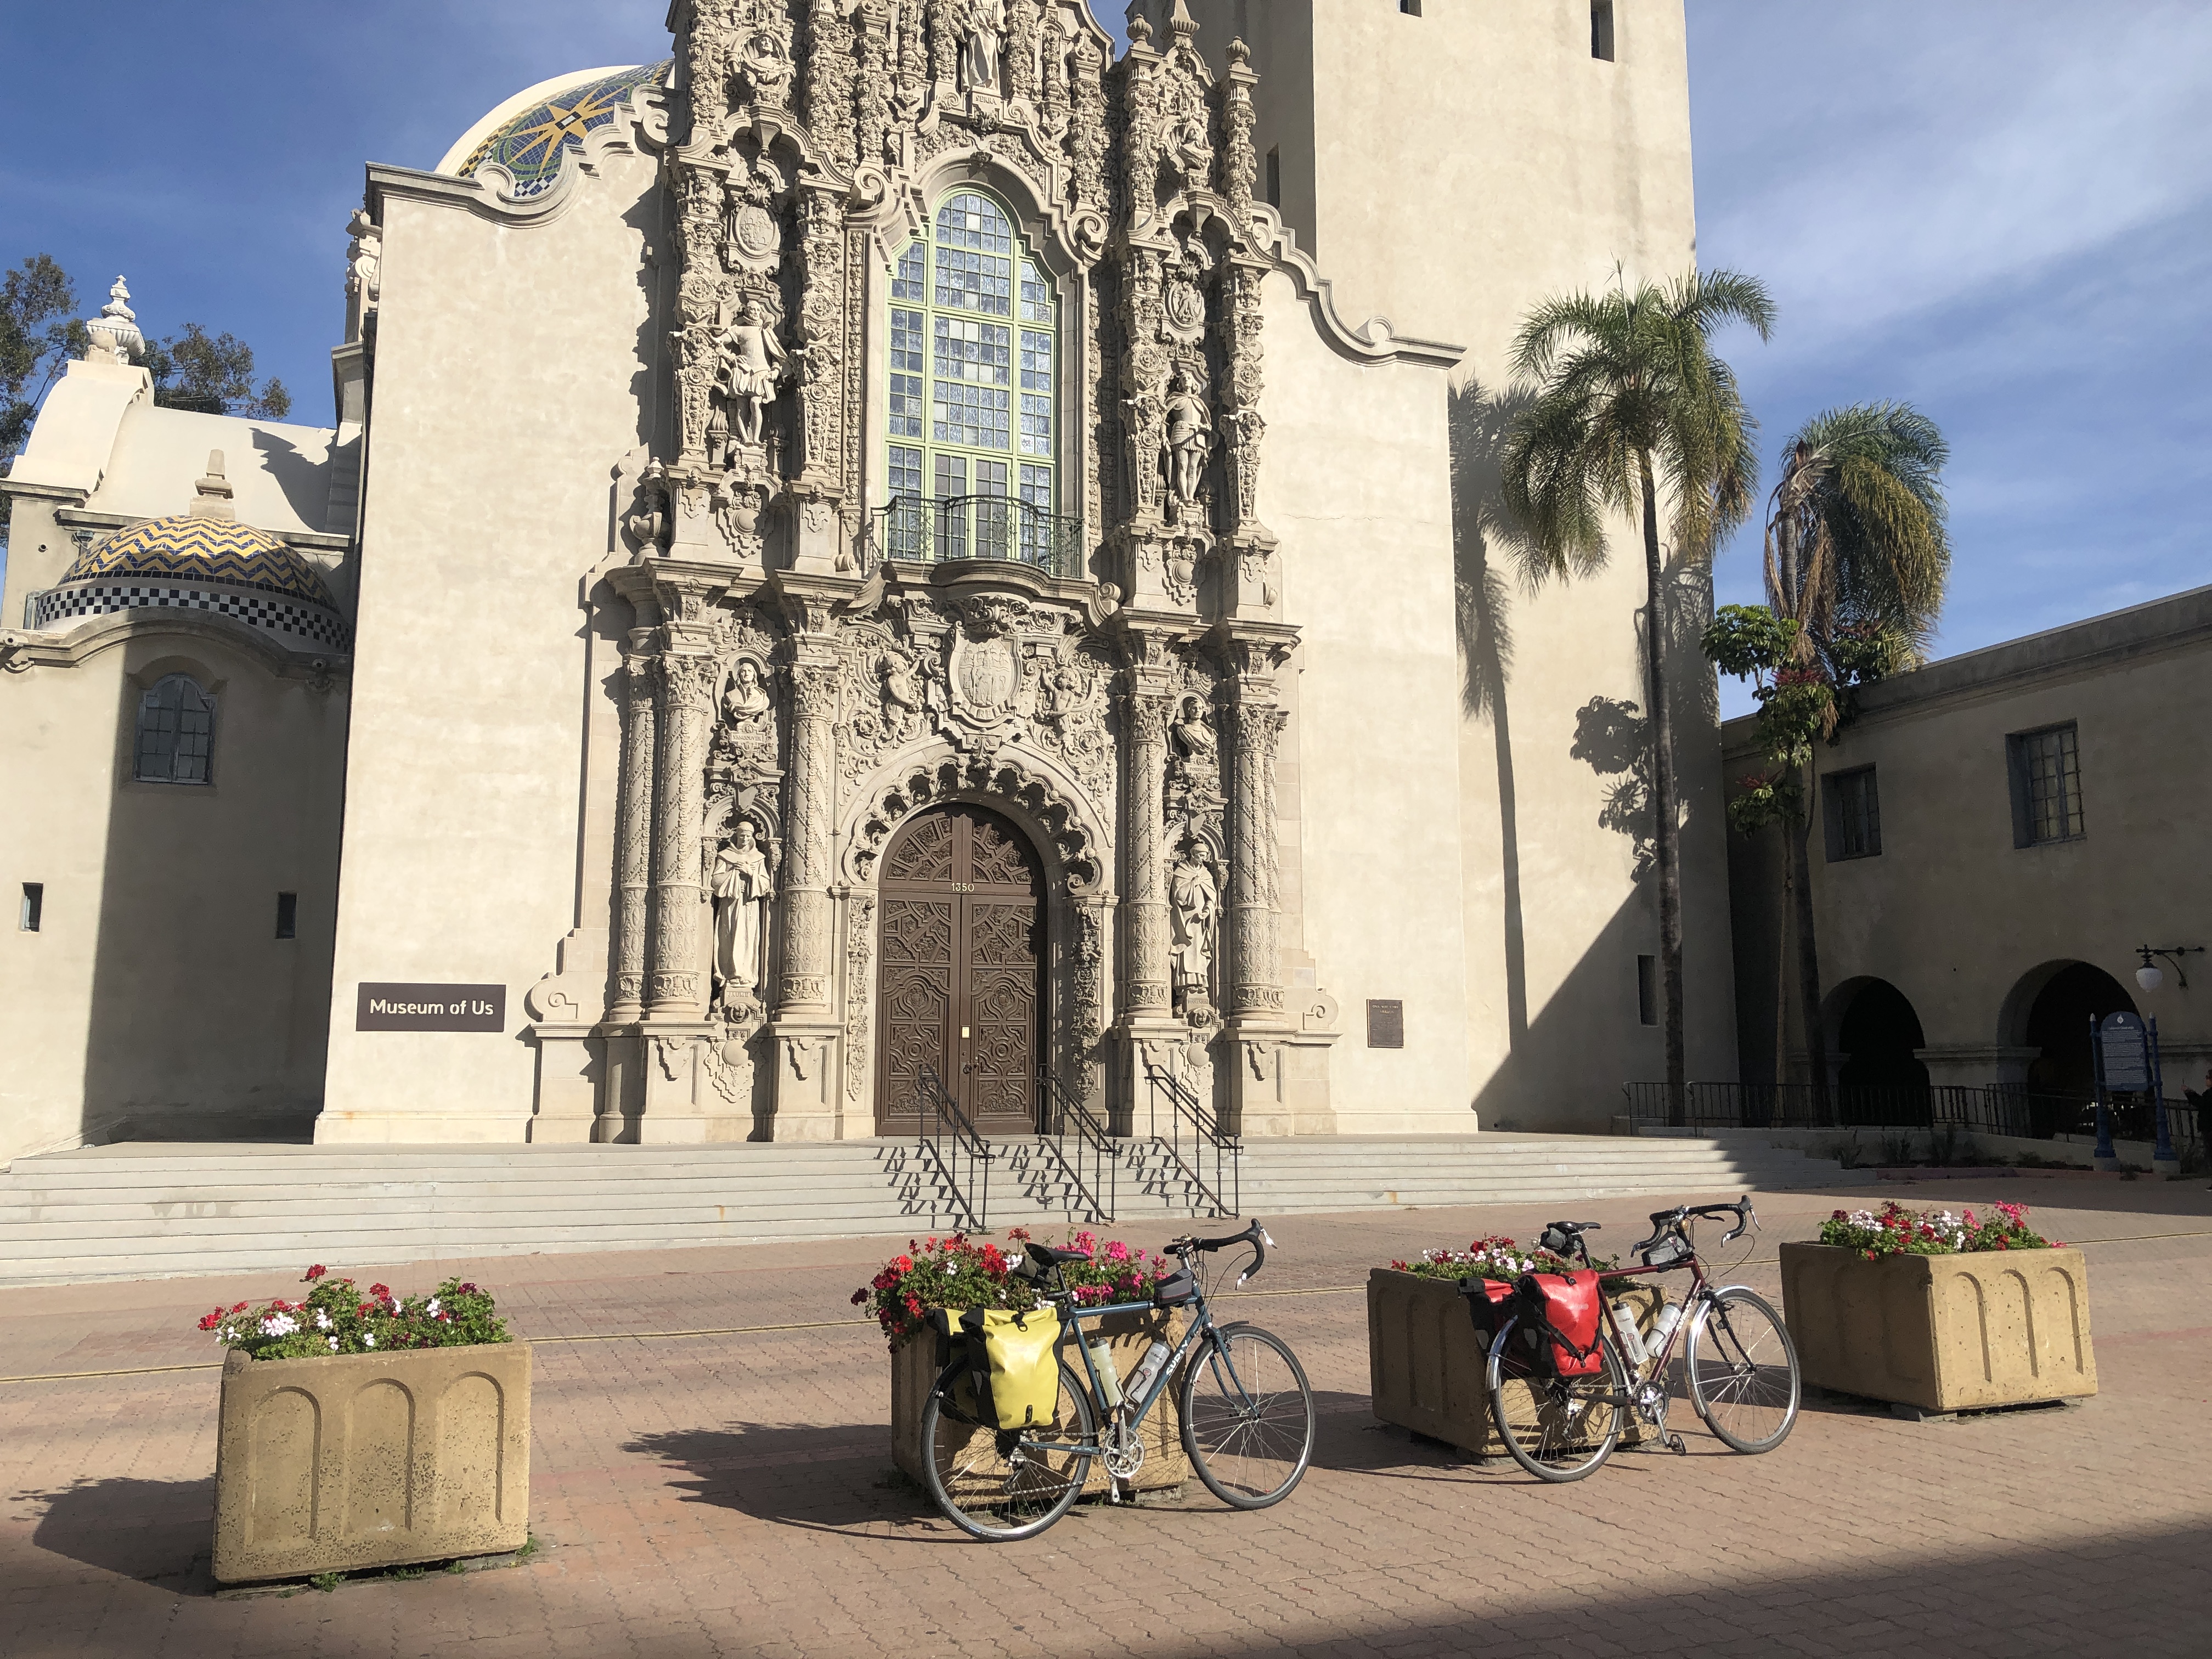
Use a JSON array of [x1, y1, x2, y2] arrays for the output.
[[133, 674, 216, 785], [884, 188, 1070, 572]]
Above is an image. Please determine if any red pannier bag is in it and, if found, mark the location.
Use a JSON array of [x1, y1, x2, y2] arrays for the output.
[[1458, 1277, 1517, 1356], [1513, 1271, 1605, 1376]]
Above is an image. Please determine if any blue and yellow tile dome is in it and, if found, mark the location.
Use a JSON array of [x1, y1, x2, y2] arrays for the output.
[[453, 61, 673, 198], [62, 516, 338, 610]]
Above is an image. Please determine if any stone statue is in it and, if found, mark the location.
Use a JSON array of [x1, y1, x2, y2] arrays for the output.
[[718, 658, 777, 773], [1168, 839, 1217, 1018], [715, 294, 788, 449], [1169, 692, 1220, 802], [960, 0, 1006, 92], [713, 820, 776, 998], [1164, 364, 1214, 514], [878, 648, 924, 738]]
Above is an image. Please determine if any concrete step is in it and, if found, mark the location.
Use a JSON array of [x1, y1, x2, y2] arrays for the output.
[[0, 1132, 1869, 1288]]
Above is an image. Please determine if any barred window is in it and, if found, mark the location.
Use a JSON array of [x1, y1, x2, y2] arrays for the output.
[[887, 188, 1059, 544], [2008, 724, 2084, 846], [133, 674, 215, 785], [1822, 766, 1882, 860]]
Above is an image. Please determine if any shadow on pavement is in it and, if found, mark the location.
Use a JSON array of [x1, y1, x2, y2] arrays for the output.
[[21, 1476, 217, 1595], [623, 1422, 958, 1538]]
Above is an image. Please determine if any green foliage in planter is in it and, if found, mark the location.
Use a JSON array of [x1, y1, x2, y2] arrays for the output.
[[1818, 1199, 2058, 1261], [1385, 1234, 1612, 1282], [851, 1226, 1171, 1348], [198, 1266, 509, 1360]]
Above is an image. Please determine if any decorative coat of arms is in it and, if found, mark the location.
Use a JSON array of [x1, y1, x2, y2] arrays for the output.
[[943, 596, 1034, 748]]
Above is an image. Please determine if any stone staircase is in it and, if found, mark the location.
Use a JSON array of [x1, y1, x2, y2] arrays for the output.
[[0, 1133, 1867, 1288]]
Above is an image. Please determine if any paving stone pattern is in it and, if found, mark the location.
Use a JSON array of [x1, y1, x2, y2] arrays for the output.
[[4, 1180, 2210, 1657]]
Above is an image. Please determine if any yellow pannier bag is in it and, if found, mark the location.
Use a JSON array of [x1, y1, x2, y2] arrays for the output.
[[957, 1305, 1064, 1430]]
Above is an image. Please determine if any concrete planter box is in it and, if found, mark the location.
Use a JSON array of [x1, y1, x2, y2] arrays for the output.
[[212, 1342, 532, 1584], [1779, 1243, 2097, 1412], [1367, 1268, 1660, 1455], [891, 1307, 1188, 1497]]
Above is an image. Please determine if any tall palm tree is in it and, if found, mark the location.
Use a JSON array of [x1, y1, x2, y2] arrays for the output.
[[1501, 269, 1774, 1125], [1764, 403, 1950, 1118]]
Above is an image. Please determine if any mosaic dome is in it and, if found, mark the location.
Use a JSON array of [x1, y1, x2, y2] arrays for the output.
[[62, 516, 338, 610], [449, 61, 673, 198]]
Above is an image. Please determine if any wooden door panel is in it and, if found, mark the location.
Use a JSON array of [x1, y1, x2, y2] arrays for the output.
[[966, 898, 1040, 1126], [877, 896, 953, 1132]]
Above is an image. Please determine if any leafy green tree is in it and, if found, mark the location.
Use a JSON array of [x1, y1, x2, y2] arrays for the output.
[[1500, 269, 1774, 1124], [1, 255, 90, 539], [146, 322, 291, 420], [1709, 403, 1949, 1118]]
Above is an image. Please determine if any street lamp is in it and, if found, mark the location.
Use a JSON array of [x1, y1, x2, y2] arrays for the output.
[[2135, 945, 2204, 992]]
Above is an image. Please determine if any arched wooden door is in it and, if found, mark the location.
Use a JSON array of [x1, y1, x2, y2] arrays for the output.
[[875, 804, 1045, 1137]]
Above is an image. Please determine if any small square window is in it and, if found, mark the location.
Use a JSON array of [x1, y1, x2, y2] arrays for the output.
[[1591, 1, 1616, 61], [275, 891, 298, 940], [1636, 955, 1658, 1026], [1822, 766, 1882, 860], [1400, 0, 1422, 15], [2007, 724, 2084, 846], [19, 883, 42, 933]]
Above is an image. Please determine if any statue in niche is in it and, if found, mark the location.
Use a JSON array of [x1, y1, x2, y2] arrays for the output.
[[1168, 693, 1221, 805], [1167, 837, 1218, 1021], [959, 0, 1006, 92], [877, 647, 925, 739], [1164, 363, 1214, 518], [714, 658, 777, 776], [1032, 656, 1087, 740], [712, 820, 776, 1003], [714, 292, 788, 450], [1166, 105, 1212, 191]]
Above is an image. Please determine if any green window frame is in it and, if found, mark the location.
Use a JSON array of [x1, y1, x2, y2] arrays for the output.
[[885, 188, 1060, 563]]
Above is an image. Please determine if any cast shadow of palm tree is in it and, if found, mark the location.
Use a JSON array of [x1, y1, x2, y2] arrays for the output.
[[622, 1422, 958, 1539], [18, 1475, 218, 1596]]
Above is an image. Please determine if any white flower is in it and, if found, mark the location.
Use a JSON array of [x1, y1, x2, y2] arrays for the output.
[[328, 1337, 340, 1351], [315, 1310, 332, 1331], [425, 1297, 441, 1316], [260, 1313, 299, 1338], [363, 1333, 376, 1348]]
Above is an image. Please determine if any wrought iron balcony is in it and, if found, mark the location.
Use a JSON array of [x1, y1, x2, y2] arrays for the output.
[[867, 494, 1086, 580]]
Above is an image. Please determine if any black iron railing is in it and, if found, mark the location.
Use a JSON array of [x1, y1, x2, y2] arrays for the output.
[[1142, 1062, 1240, 1219], [1618, 1080, 2155, 1141], [1036, 1065, 1116, 1223], [866, 494, 1085, 579], [917, 1062, 992, 1232]]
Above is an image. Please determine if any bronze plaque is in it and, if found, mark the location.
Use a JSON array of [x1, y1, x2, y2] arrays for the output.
[[1366, 998, 1404, 1049]]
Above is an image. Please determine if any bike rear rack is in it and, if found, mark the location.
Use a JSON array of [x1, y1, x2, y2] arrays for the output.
[[916, 1062, 992, 1232]]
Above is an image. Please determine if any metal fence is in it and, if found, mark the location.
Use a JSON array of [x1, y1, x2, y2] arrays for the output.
[[1036, 1065, 1115, 1223], [867, 495, 1086, 579], [1622, 1081, 2207, 1155], [1142, 1063, 1240, 1218], [916, 1063, 992, 1231]]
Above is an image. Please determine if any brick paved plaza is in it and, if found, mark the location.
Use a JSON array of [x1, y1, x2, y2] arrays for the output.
[[5, 1175, 2210, 1658]]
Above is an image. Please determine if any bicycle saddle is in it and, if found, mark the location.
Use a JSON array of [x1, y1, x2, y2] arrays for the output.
[[1024, 1242, 1093, 1267]]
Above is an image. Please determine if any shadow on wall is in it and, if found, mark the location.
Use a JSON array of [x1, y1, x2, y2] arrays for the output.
[[1447, 379, 1725, 1130]]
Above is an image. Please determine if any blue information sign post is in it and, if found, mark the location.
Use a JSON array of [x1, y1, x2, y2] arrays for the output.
[[2090, 1011, 2178, 1175]]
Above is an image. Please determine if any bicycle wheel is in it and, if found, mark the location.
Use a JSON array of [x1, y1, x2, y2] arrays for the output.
[[919, 1357, 1096, 1541], [1485, 1316, 1626, 1482], [1178, 1322, 1316, 1509], [1686, 1287, 1799, 1454]]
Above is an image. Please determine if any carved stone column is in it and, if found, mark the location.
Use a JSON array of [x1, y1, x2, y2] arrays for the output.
[[607, 633, 659, 1025], [646, 648, 718, 1020], [1220, 630, 1297, 1132], [776, 654, 840, 1013], [1122, 687, 1175, 1019]]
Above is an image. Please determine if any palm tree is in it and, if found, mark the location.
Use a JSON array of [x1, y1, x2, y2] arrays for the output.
[[1501, 269, 1774, 1125], [1764, 403, 1950, 1118]]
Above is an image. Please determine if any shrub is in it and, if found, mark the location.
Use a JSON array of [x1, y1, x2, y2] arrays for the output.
[[197, 1266, 509, 1360], [1385, 1234, 1602, 1283]]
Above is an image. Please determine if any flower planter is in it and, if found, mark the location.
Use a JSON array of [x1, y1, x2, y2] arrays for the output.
[[891, 1308, 1189, 1498], [212, 1342, 532, 1584], [1779, 1242, 2097, 1412], [1367, 1268, 1661, 1456]]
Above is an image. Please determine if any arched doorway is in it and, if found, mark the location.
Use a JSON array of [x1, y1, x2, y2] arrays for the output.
[[875, 803, 1046, 1137], [2020, 961, 2137, 1136], [1835, 979, 1931, 1093]]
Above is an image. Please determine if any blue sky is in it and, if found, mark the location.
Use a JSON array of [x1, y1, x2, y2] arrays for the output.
[[6, 2, 2207, 720]]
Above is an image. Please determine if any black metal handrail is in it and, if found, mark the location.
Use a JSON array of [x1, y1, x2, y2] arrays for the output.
[[866, 494, 1085, 579], [1035, 1065, 1116, 1223], [917, 1062, 991, 1232], [1617, 1080, 2168, 1142], [1142, 1062, 1240, 1218]]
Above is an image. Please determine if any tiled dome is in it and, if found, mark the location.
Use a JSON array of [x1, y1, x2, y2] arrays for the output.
[[62, 516, 337, 609], [452, 61, 673, 198]]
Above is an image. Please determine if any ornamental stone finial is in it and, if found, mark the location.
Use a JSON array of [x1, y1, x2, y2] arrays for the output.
[[83, 275, 144, 366]]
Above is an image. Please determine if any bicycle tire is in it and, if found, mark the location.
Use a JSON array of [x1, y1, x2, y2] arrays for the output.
[[1484, 1315, 1626, 1482], [919, 1356, 1097, 1541], [1177, 1322, 1316, 1509], [1685, 1286, 1799, 1454]]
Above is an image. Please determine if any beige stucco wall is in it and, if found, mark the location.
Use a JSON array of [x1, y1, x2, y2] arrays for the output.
[[0, 625, 346, 1163], [1725, 587, 2212, 1090], [316, 149, 665, 1142], [1196, 0, 1735, 1130], [1261, 271, 1471, 1131]]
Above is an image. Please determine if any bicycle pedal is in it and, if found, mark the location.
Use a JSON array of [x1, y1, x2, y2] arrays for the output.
[[1667, 1432, 1690, 1455]]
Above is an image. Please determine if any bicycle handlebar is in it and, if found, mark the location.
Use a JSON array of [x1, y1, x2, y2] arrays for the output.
[[1166, 1218, 1273, 1285], [1632, 1196, 1757, 1256]]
